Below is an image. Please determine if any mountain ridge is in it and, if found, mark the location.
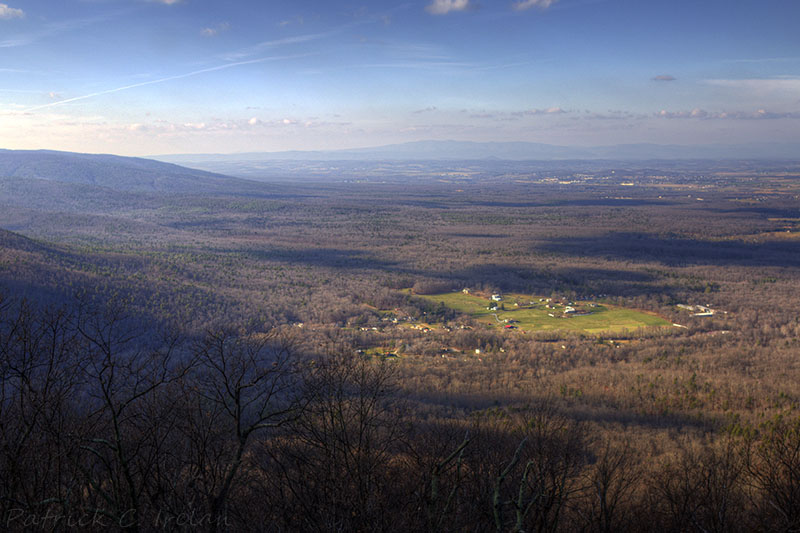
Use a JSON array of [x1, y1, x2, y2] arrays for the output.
[[0, 148, 253, 193]]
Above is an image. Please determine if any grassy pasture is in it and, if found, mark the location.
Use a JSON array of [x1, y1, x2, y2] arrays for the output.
[[417, 291, 671, 334]]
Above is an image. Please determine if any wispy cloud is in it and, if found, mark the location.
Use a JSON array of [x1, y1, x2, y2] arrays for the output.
[[148, 0, 182, 5], [656, 108, 800, 120], [512, 0, 558, 11], [0, 3, 23, 19], [201, 22, 230, 37], [0, 38, 27, 47], [357, 60, 475, 70], [366, 41, 452, 61], [580, 110, 645, 120], [278, 16, 305, 27], [0, 88, 44, 94], [704, 77, 800, 91], [0, 13, 113, 48], [222, 28, 346, 61], [724, 57, 800, 64], [426, 0, 472, 15], [652, 74, 676, 82], [514, 106, 566, 116], [121, 116, 354, 136], [23, 55, 305, 113], [465, 107, 569, 121]]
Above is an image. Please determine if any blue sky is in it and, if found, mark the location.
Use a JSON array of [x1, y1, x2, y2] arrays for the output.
[[1, 0, 798, 155]]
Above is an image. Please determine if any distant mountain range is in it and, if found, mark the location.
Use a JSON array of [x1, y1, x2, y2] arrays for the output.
[[0, 149, 251, 193], [155, 140, 800, 164]]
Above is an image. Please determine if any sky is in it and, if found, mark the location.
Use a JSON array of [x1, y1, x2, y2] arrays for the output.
[[0, 0, 799, 156]]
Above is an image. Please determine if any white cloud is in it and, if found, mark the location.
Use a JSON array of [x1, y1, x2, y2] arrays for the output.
[[426, 0, 472, 15], [512, 0, 557, 11], [0, 3, 23, 19], [149, 0, 182, 4]]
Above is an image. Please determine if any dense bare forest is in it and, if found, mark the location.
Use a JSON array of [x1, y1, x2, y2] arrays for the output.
[[2, 153, 800, 531]]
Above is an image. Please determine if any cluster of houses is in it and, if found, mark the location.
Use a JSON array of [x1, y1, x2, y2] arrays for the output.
[[677, 303, 724, 317], [540, 297, 596, 317], [479, 292, 601, 319]]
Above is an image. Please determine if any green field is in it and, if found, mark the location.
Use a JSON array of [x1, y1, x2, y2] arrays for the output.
[[417, 291, 671, 334]]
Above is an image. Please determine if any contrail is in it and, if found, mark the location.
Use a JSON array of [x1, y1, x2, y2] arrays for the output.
[[23, 55, 300, 113]]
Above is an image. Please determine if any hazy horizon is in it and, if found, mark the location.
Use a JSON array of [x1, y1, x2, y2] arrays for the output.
[[1, 0, 798, 156]]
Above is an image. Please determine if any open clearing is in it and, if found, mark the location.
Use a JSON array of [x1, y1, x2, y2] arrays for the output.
[[417, 291, 671, 334]]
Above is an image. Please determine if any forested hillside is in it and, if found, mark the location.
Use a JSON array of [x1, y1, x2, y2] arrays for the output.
[[1, 153, 800, 531]]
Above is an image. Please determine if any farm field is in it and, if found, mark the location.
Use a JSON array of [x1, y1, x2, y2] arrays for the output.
[[416, 290, 672, 334]]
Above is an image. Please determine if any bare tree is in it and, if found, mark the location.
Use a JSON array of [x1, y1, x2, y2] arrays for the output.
[[0, 299, 87, 526], [490, 408, 585, 533], [648, 437, 747, 533], [182, 328, 302, 531], [261, 350, 406, 532], [69, 301, 190, 532], [575, 437, 643, 533], [745, 416, 800, 532]]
